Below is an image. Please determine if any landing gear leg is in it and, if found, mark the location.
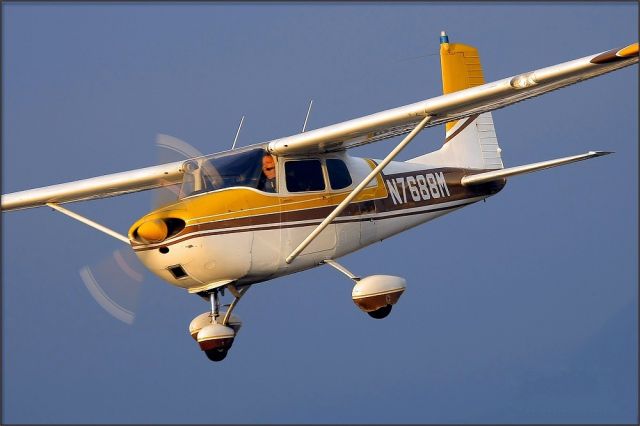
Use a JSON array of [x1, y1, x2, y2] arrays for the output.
[[209, 289, 220, 324], [222, 284, 250, 326], [322, 259, 360, 282], [203, 289, 228, 361]]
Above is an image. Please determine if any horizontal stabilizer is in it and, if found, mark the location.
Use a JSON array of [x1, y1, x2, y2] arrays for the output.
[[461, 151, 611, 186]]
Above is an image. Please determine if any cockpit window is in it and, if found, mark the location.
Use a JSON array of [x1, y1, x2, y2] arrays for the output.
[[326, 159, 352, 190], [285, 159, 325, 192], [178, 147, 272, 199]]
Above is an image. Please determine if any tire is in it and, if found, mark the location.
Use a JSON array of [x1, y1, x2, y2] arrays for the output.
[[204, 348, 228, 362], [367, 304, 392, 319]]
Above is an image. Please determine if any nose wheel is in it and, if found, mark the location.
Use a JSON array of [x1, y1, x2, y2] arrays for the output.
[[191, 285, 250, 362]]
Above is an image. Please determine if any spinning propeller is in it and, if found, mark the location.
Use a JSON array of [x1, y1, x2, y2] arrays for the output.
[[78, 134, 204, 324]]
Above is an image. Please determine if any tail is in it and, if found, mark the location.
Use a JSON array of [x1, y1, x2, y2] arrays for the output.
[[410, 31, 504, 170]]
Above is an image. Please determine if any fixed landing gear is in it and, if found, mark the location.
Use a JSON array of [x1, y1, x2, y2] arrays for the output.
[[322, 259, 405, 320], [367, 304, 392, 319], [190, 285, 249, 362]]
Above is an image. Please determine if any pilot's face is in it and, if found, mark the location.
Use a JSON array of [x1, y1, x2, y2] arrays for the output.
[[262, 155, 276, 179]]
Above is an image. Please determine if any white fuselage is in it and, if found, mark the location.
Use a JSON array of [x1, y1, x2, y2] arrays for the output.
[[131, 155, 504, 294]]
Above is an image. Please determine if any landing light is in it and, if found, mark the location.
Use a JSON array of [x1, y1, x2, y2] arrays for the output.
[[510, 72, 538, 89]]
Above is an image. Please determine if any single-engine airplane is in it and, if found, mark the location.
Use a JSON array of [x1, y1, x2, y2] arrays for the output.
[[2, 33, 638, 361]]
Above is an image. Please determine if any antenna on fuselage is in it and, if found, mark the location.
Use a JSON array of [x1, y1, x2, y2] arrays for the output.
[[302, 99, 313, 132], [231, 115, 245, 150]]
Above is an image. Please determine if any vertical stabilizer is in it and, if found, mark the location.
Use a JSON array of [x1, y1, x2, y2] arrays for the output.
[[440, 31, 485, 132], [411, 32, 503, 170]]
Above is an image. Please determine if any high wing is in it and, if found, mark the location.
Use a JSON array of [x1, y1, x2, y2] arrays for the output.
[[2, 41, 637, 212], [2, 161, 185, 211], [267, 42, 638, 156]]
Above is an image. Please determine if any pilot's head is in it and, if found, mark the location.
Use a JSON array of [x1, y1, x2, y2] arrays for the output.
[[262, 154, 276, 179]]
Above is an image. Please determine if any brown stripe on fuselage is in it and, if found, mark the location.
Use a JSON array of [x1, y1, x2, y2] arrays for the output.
[[132, 201, 477, 252], [132, 167, 505, 252]]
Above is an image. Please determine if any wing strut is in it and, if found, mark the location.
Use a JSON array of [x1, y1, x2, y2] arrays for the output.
[[46, 203, 130, 244], [285, 114, 433, 264]]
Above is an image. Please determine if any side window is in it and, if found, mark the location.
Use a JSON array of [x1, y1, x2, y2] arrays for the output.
[[285, 160, 325, 192], [326, 159, 352, 190]]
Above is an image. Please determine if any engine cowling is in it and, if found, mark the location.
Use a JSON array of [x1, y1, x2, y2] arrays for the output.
[[352, 275, 406, 313]]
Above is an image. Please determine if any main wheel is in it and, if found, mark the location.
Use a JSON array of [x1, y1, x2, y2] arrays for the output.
[[367, 304, 392, 319], [204, 348, 228, 362]]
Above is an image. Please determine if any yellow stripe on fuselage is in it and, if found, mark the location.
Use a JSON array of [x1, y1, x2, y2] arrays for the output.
[[128, 159, 388, 239]]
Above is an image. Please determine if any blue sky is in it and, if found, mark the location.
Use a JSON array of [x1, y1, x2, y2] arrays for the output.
[[2, 2, 637, 424]]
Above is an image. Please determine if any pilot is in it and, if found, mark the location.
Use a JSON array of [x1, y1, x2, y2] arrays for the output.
[[259, 154, 278, 193]]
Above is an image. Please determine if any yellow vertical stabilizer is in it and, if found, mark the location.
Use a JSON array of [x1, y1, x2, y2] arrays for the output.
[[440, 32, 485, 132]]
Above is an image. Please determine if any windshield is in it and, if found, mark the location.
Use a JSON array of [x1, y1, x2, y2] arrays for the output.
[[178, 147, 268, 199]]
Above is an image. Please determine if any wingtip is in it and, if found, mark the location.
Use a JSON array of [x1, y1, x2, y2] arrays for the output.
[[589, 150, 614, 157], [617, 42, 638, 58], [591, 42, 638, 64]]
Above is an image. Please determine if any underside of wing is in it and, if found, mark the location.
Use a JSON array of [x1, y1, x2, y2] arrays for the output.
[[267, 39, 638, 156]]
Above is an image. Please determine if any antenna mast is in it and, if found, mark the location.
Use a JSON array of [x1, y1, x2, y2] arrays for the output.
[[231, 115, 245, 150], [302, 100, 313, 132]]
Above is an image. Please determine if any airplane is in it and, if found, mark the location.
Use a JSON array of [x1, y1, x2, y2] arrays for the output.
[[2, 32, 638, 362]]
